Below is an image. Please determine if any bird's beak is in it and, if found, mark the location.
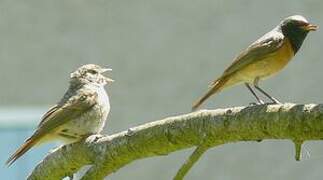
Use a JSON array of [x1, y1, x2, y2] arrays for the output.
[[101, 68, 114, 83], [100, 68, 112, 73], [104, 77, 114, 83], [303, 23, 318, 31]]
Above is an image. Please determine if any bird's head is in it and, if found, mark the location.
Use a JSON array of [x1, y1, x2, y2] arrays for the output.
[[279, 15, 318, 53], [70, 64, 114, 86], [280, 15, 318, 33]]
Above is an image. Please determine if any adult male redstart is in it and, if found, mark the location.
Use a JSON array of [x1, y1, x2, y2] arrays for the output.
[[192, 15, 317, 111]]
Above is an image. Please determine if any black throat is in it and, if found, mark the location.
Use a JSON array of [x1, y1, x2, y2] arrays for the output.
[[281, 26, 308, 54]]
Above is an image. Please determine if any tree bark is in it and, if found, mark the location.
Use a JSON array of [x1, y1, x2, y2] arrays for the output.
[[28, 103, 323, 180]]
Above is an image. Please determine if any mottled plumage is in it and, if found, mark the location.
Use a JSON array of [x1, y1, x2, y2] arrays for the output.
[[192, 15, 317, 110], [6, 64, 113, 166]]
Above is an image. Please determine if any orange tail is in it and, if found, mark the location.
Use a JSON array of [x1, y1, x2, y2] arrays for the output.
[[6, 136, 39, 166], [192, 78, 227, 111]]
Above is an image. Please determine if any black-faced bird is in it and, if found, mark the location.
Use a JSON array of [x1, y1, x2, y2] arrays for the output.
[[192, 15, 317, 110]]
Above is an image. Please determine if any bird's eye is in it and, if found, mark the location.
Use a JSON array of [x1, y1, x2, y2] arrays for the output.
[[88, 70, 98, 74], [297, 21, 308, 27]]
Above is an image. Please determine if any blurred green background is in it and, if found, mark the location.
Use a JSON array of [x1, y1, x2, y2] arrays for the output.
[[1, 0, 323, 179]]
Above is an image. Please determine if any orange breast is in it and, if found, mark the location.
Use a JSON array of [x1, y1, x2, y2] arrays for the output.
[[235, 38, 294, 82]]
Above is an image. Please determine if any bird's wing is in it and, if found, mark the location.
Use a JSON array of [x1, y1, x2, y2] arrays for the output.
[[6, 88, 98, 165], [38, 105, 59, 127], [211, 30, 285, 85], [35, 89, 98, 138]]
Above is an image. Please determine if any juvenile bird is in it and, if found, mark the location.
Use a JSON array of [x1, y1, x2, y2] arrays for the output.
[[192, 15, 317, 111], [6, 64, 114, 165]]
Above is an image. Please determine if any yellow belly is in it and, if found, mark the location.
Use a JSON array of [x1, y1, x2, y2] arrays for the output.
[[227, 38, 294, 85]]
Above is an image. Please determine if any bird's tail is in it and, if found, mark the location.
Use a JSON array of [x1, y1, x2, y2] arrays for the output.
[[6, 136, 39, 166], [192, 77, 227, 111]]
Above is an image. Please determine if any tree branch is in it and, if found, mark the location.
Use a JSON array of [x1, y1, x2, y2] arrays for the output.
[[173, 145, 210, 180], [27, 103, 323, 180]]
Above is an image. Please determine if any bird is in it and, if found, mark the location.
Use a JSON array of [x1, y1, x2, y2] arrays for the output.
[[6, 64, 114, 166], [192, 15, 317, 111]]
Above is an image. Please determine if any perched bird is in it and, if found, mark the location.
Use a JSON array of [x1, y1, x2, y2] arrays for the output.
[[192, 15, 317, 111], [6, 64, 114, 166]]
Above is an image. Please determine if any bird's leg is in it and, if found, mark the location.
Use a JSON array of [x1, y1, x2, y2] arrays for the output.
[[245, 83, 264, 105], [253, 78, 280, 104], [254, 85, 281, 104]]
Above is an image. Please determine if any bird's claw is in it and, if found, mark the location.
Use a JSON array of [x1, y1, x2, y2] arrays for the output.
[[126, 128, 135, 137], [264, 100, 282, 105], [249, 100, 265, 106], [249, 98, 284, 106], [86, 134, 104, 143], [272, 99, 281, 104]]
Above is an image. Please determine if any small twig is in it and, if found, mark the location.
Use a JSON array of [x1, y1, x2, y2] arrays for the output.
[[173, 146, 210, 180], [293, 140, 303, 161]]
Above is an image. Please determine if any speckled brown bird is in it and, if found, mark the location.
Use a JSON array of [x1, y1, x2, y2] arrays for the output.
[[192, 15, 317, 111], [6, 64, 114, 166]]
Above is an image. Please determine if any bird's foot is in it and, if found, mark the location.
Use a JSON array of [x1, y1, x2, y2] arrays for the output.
[[264, 100, 282, 105], [86, 134, 105, 143], [249, 102, 258, 106], [249, 100, 265, 106], [271, 99, 281, 104], [263, 94, 281, 104], [249, 99, 283, 106], [126, 128, 135, 137]]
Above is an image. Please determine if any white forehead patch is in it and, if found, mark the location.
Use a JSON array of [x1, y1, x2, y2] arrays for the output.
[[288, 15, 308, 23]]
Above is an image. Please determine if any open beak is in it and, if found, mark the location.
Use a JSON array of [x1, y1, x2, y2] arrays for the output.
[[303, 23, 318, 31], [104, 77, 114, 83], [101, 68, 112, 73], [101, 68, 114, 83]]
